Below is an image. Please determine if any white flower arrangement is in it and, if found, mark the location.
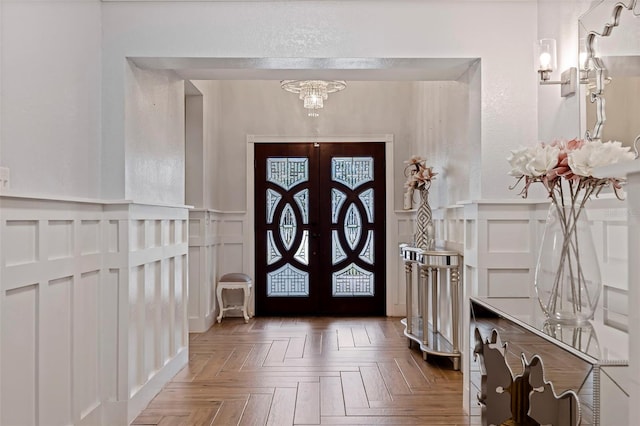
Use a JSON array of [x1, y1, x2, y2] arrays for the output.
[[508, 138, 634, 201]]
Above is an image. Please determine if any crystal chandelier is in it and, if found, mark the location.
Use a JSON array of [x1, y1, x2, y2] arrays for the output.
[[280, 80, 347, 117]]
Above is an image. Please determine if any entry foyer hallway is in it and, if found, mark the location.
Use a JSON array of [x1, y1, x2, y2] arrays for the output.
[[133, 317, 470, 425]]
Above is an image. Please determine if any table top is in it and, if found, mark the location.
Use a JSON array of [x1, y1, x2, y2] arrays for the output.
[[399, 244, 461, 263], [471, 296, 628, 366]]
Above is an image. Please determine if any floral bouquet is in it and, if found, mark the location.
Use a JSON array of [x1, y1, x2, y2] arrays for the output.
[[507, 138, 633, 201], [404, 155, 437, 190], [508, 138, 634, 323], [404, 155, 437, 249]]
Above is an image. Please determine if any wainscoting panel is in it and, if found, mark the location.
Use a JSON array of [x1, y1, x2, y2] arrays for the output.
[[486, 268, 530, 297], [604, 285, 628, 331], [1, 284, 38, 426], [188, 210, 215, 331], [4, 219, 38, 266], [588, 199, 629, 329], [460, 201, 542, 298], [49, 220, 73, 259], [392, 210, 417, 316], [41, 276, 72, 426], [487, 220, 529, 253], [124, 204, 189, 423], [0, 196, 189, 425], [188, 210, 246, 331], [75, 270, 100, 421], [80, 220, 101, 255], [188, 246, 203, 322]]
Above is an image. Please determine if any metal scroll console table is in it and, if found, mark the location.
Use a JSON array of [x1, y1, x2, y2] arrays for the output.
[[399, 244, 462, 370]]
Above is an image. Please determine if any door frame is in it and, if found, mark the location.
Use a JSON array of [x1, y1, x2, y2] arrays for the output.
[[246, 134, 395, 315]]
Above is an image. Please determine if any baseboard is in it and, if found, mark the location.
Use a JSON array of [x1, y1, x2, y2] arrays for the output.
[[97, 400, 127, 426], [126, 347, 189, 424]]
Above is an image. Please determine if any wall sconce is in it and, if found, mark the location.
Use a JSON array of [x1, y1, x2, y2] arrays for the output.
[[537, 38, 577, 97], [578, 38, 590, 81]]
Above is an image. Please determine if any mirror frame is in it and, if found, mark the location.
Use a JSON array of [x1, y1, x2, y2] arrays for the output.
[[580, 0, 639, 142]]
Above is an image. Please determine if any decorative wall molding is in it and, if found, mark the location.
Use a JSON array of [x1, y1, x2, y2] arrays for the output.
[[188, 210, 217, 332], [0, 196, 189, 425], [188, 209, 248, 330], [1, 193, 628, 424]]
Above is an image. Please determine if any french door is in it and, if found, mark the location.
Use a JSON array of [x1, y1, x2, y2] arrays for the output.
[[255, 142, 386, 316]]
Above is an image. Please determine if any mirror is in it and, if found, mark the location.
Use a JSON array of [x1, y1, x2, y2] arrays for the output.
[[579, 0, 640, 154]]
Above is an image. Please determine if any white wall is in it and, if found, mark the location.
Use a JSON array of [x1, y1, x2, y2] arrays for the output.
[[537, 0, 593, 141], [417, 78, 475, 208], [0, 0, 595, 211], [125, 62, 186, 205], [217, 80, 417, 210], [101, 0, 540, 203], [0, 0, 101, 198], [185, 93, 204, 208], [192, 80, 224, 210]]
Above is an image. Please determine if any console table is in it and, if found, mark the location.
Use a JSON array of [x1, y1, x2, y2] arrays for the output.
[[400, 244, 462, 370], [470, 297, 629, 426]]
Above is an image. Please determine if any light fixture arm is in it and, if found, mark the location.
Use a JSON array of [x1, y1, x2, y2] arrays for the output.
[[538, 67, 578, 97]]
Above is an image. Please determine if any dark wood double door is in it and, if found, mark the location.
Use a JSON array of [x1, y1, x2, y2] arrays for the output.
[[255, 142, 386, 316]]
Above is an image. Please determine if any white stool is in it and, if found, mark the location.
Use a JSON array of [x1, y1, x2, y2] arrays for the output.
[[216, 273, 253, 323]]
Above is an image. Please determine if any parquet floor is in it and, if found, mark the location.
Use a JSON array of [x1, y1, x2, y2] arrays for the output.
[[133, 317, 471, 425]]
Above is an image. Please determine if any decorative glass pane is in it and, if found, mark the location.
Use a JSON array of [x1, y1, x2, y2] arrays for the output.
[[344, 203, 362, 250], [332, 263, 374, 297], [359, 231, 374, 264], [294, 189, 309, 225], [279, 203, 297, 250], [358, 188, 374, 223], [267, 231, 282, 265], [267, 157, 308, 190], [267, 263, 309, 297], [331, 157, 374, 189], [332, 230, 347, 265], [266, 189, 282, 224], [331, 189, 347, 224], [294, 230, 309, 265]]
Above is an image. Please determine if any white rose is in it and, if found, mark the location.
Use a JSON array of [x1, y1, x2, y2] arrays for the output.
[[507, 147, 532, 177], [524, 144, 560, 177], [569, 140, 635, 177]]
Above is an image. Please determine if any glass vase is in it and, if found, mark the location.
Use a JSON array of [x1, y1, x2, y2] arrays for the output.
[[414, 187, 435, 250], [534, 200, 601, 324]]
